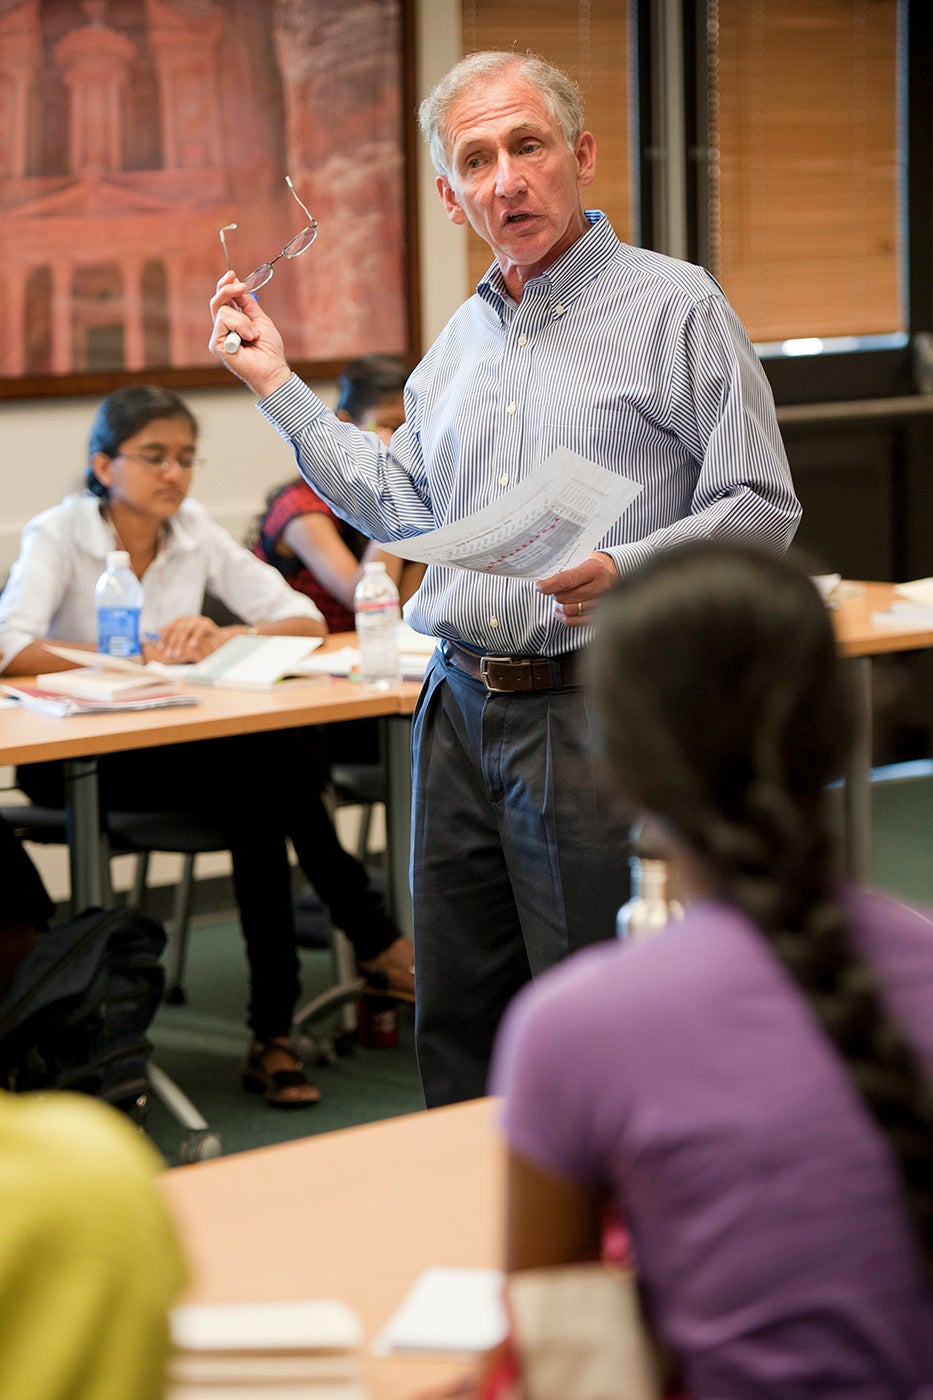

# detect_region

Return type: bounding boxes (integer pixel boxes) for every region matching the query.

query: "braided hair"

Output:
[585,539,933,1287]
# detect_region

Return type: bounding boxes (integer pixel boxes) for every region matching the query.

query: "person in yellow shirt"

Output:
[0,1089,186,1400]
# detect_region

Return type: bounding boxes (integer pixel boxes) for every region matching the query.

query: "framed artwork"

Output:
[0,0,419,399]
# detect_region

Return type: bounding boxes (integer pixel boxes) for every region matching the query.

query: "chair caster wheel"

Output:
[177,1130,223,1163]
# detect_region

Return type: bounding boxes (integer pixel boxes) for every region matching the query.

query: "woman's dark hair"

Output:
[335,355,407,425]
[85,385,198,498]
[586,538,933,1285]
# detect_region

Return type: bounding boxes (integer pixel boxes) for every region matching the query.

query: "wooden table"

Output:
[159,1096,505,1400]
[831,581,933,876]
[0,639,421,927]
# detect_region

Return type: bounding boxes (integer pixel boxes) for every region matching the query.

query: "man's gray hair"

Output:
[418,51,585,181]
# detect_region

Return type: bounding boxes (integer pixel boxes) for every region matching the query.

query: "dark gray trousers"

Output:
[411,646,632,1107]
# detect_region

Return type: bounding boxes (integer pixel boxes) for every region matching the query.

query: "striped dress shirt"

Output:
[260,212,800,659]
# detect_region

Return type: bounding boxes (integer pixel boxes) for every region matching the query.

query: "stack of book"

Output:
[167,1298,369,1398]
[2,644,197,716]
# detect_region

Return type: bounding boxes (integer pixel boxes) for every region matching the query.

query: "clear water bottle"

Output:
[354,561,401,688]
[95,550,143,658]
[616,854,684,942]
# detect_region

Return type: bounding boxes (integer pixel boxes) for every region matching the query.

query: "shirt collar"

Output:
[477,210,617,322]
[74,491,201,558]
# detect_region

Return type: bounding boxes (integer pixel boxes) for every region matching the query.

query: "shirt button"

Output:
[518,334,527,346]
[499,474,509,486]
[490,617,500,628]
[506,401,516,415]
[554,304,565,316]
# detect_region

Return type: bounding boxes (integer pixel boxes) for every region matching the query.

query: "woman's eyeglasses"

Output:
[117,452,202,474]
[220,176,318,293]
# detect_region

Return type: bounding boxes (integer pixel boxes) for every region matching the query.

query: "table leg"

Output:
[843,656,873,879]
[63,756,111,911]
[383,715,413,936]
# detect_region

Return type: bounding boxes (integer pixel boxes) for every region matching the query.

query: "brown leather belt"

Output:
[442,640,580,693]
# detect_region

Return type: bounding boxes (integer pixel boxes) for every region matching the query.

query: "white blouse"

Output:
[0,493,322,669]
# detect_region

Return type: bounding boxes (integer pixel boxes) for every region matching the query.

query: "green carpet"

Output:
[148,927,423,1166]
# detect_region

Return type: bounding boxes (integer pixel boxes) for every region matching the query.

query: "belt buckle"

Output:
[479,654,515,692]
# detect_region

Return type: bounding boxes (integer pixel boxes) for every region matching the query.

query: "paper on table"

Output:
[379,448,642,578]
[371,1266,507,1357]
[896,578,933,609]
[294,627,437,681]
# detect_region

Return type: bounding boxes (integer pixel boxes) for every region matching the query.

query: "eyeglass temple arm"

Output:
[285,175,317,230]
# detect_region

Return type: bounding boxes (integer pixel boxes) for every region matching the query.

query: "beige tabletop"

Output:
[831,580,933,657]
[0,635,422,919]
[0,635,420,767]
[159,1097,505,1400]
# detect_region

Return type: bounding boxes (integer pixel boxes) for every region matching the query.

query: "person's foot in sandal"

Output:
[242,1036,321,1108]
[358,935,415,999]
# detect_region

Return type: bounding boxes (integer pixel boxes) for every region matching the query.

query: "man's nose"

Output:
[495,153,526,198]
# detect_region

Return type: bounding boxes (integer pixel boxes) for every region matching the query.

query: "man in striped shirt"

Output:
[210,51,800,1107]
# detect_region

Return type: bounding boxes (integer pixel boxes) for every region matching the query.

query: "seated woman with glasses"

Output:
[0,385,415,1108]
[472,542,933,1398]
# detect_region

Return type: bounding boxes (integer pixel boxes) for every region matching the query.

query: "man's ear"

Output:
[91,451,113,492]
[576,131,597,190]
[436,174,467,227]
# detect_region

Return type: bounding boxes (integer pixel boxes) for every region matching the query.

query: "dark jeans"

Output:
[17,727,398,1041]
[411,650,632,1108]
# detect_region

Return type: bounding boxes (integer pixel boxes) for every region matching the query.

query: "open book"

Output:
[184,635,326,691]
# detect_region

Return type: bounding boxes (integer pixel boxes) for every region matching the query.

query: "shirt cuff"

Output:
[256,374,331,440]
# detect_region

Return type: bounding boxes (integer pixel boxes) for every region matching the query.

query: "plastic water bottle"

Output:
[95,550,143,658]
[616,854,684,942]
[354,561,401,688]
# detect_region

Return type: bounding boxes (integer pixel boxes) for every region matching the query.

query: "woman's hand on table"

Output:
[143,616,227,664]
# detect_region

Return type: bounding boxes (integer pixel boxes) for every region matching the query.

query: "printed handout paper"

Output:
[379,448,642,578]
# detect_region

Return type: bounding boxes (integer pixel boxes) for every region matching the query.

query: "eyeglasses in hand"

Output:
[218,176,317,355]
[220,175,318,294]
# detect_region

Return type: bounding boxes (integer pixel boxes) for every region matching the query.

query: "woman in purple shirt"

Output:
[489,541,933,1399]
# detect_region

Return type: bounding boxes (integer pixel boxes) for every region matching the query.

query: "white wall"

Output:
[1,0,466,901]
[0,0,467,578]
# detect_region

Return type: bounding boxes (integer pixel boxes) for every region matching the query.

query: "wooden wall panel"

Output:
[460,1,631,289]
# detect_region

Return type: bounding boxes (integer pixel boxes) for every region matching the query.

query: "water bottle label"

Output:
[98,606,141,657]
[355,599,401,617]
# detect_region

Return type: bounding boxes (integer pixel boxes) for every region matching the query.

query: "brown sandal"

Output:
[241,1037,321,1108]
[358,935,416,1001]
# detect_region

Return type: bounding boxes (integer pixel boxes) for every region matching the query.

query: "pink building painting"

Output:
[0,0,411,389]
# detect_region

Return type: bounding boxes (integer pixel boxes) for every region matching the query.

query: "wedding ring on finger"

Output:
[577,601,584,617]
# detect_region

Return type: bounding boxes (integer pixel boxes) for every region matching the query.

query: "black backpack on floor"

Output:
[0,906,167,1125]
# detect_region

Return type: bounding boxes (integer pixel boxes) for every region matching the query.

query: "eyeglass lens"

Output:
[240,226,318,293]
